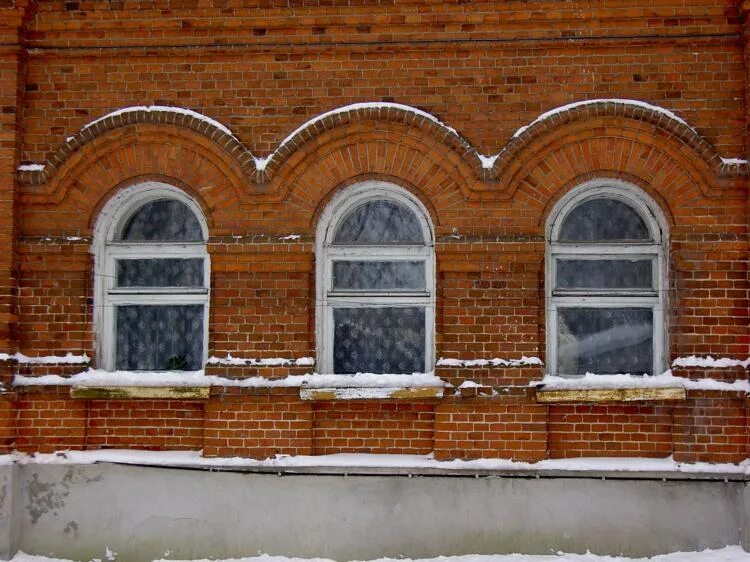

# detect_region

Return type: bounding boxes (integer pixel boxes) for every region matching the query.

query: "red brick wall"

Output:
[312,401,435,455]
[14,388,87,453]
[435,399,547,462]
[0,1,746,463]
[548,404,674,459]
[86,399,204,450]
[673,391,749,464]
[204,389,313,458]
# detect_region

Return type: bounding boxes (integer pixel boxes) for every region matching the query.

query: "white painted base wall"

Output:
[1,463,748,561]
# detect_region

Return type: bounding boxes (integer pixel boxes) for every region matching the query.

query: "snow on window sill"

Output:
[532,370,750,402]
[300,386,444,401]
[436,356,543,368]
[13,370,447,400]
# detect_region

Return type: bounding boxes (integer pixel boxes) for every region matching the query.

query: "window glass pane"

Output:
[116,305,203,370]
[120,199,203,242]
[559,198,651,242]
[333,261,425,291]
[558,308,653,375]
[556,259,652,290]
[333,200,424,245]
[333,307,425,374]
[116,259,204,288]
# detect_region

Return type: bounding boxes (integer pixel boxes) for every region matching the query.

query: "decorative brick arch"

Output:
[18,108,256,188]
[20,125,248,236]
[269,120,482,227]
[490,107,746,225]
[489,100,729,184]
[255,103,481,184]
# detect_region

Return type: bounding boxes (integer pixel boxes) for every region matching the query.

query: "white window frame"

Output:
[315,181,435,374]
[92,181,210,371]
[545,179,668,377]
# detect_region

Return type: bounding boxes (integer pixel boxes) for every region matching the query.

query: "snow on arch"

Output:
[253,101,469,171]
[475,99,699,171]
[80,105,237,138]
[510,98,695,140]
[60,100,722,176]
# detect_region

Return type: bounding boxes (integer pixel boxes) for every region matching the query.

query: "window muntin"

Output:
[547,182,666,376]
[317,182,434,375]
[94,183,209,371]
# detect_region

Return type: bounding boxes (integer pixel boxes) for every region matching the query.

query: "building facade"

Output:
[0,0,748,464]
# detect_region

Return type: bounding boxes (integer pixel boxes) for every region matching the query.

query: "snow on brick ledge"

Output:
[534,370,750,393]
[13,369,445,389]
[0,352,90,365]
[672,355,750,369]
[436,356,543,368]
[207,355,314,367]
[3,449,749,478]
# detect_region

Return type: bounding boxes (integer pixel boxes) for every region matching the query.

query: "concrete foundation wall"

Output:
[6,463,748,561]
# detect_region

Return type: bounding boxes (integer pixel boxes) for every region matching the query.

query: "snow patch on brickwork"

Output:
[207,355,314,367]
[672,356,750,369]
[511,99,693,139]
[536,370,750,393]
[476,153,500,169]
[17,163,45,172]
[720,157,749,166]
[437,356,543,367]
[81,106,236,138]
[0,352,89,365]
[13,369,444,389]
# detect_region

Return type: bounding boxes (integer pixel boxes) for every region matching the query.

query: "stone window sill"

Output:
[534,387,686,403]
[70,385,210,400]
[300,386,444,401]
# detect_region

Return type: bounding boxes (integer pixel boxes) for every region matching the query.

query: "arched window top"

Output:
[558,198,651,242]
[333,200,424,245]
[321,181,433,248]
[119,199,204,242]
[549,181,665,244]
[95,181,209,244]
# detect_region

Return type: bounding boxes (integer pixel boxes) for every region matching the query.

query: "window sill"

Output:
[70,385,210,400]
[300,386,444,401]
[535,387,685,403]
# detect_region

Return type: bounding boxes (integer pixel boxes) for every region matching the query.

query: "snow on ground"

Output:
[9,547,750,561]
[3,449,749,475]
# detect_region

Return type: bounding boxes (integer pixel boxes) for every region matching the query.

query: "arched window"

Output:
[547,180,667,376]
[316,181,435,374]
[94,182,209,371]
